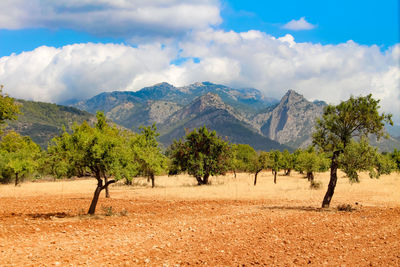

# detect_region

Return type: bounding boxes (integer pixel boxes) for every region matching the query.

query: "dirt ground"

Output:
[0,171,399,266]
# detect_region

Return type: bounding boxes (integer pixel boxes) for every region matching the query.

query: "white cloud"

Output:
[282,17,316,31]
[0,29,399,123]
[0,0,221,39]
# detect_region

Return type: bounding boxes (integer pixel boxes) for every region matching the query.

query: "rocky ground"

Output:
[0,173,399,266]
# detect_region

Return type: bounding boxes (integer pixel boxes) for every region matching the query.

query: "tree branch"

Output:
[101,180,116,190]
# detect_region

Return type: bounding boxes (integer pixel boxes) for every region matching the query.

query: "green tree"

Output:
[296,147,329,182]
[391,149,400,171]
[268,150,283,184]
[167,126,231,185]
[0,131,41,186]
[48,112,135,214]
[130,124,167,188]
[313,94,392,208]
[374,152,396,177]
[230,144,258,178]
[0,85,20,131]
[281,149,295,176]
[252,151,269,186]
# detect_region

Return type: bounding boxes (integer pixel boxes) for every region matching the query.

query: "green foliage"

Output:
[0,131,41,185]
[281,149,295,175]
[391,149,400,171]
[268,150,282,172]
[252,151,270,186]
[167,126,232,185]
[129,124,167,187]
[374,152,396,176]
[313,94,392,152]
[339,138,396,182]
[230,144,258,175]
[47,112,138,214]
[313,94,393,207]
[267,150,283,184]
[0,86,20,132]
[296,147,329,181]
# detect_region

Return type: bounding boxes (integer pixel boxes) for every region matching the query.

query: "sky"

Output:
[0,0,399,123]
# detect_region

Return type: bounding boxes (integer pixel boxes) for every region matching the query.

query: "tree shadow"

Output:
[26,212,70,219]
[258,205,332,212]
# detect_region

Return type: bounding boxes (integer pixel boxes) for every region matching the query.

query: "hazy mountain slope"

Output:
[72,82,279,129]
[7,100,95,148]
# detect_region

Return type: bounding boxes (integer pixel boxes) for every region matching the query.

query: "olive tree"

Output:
[313,94,392,208]
[167,126,231,185]
[268,150,283,184]
[0,131,41,186]
[252,151,269,186]
[130,124,167,188]
[230,144,258,178]
[296,147,329,182]
[48,112,136,214]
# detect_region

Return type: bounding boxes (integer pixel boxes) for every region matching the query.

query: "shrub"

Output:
[337,204,354,212]
[309,180,322,190]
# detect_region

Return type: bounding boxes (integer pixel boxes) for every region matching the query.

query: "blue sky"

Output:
[0,0,399,123]
[1,0,398,57]
[221,0,399,47]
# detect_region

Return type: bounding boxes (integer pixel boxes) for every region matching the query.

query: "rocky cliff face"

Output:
[254,90,325,147]
[158,93,286,151]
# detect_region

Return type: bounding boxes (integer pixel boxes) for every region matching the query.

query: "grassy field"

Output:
[1,170,399,207]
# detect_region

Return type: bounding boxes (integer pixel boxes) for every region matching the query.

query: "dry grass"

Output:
[1,170,399,207]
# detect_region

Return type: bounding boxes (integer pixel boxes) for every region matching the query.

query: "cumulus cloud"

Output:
[0,29,399,123]
[0,0,221,39]
[282,17,316,31]
[0,43,180,102]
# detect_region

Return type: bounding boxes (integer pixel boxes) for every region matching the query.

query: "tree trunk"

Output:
[15,173,19,186]
[286,168,291,176]
[88,178,103,215]
[322,151,340,208]
[104,173,110,198]
[88,174,116,215]
[125,178,132,185]
[203,173,209,185]
[150,173,155,188]
[254,169,261,186]
[307,171,314,182]
[195,176,203,185]
[233,170,237,178]
[273,170,277,184]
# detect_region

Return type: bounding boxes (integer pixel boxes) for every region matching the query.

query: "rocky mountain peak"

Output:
[281,89,306,105]
[191,93,226,113]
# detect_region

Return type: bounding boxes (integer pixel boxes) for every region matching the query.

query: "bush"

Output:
[337,204,354,212]
[309,180,322,190]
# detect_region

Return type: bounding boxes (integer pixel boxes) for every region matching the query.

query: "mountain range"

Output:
[7,82,400,152]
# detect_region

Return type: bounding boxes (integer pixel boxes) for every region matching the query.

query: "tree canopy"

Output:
[167,126,231,185]
[0,131,41,186]
[0,85,20,130]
